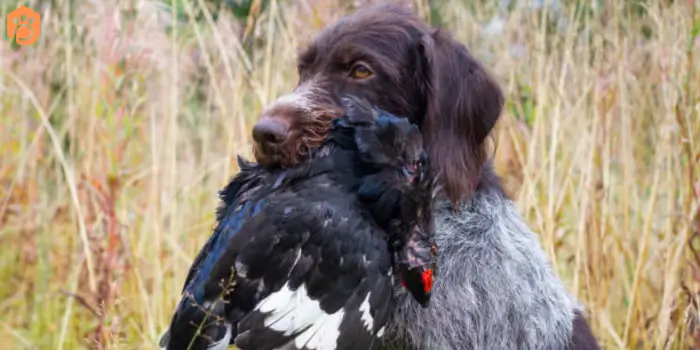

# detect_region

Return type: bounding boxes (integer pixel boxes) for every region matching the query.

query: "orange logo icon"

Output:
[6,5,41,46]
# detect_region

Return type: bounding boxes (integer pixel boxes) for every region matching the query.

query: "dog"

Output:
[160,97,437,350]
[248,4,601,350]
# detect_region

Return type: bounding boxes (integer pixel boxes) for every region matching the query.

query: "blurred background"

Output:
[0,0,699,349]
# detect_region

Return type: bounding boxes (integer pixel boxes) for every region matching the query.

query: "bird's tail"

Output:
[159,296,232,350]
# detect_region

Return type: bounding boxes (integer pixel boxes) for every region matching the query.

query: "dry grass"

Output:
[0,0,699,349]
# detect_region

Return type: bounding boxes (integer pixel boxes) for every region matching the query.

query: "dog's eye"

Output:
[350,64,373,79]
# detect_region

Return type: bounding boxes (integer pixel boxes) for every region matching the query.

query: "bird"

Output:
[159,96,437,350]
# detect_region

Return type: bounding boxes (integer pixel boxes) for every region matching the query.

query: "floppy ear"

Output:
[418,28,504,206]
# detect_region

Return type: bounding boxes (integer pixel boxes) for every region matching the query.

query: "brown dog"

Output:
[250,4,600,350]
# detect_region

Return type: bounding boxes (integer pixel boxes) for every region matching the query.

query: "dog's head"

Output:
[252,4,504,205]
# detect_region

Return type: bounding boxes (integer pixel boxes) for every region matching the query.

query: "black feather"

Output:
[160,95,437,350]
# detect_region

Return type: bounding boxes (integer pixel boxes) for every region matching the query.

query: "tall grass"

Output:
[0,0,698,349]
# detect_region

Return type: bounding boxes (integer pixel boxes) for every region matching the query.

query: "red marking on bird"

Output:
[422,269,433,293]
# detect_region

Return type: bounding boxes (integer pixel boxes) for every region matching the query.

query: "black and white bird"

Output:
[159,96,436,350]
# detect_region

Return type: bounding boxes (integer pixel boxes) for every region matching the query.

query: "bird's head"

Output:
[396,234,438,308]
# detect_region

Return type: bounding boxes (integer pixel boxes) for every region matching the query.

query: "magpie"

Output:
[159,96,436,350]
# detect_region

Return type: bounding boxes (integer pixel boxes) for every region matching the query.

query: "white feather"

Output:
[255,282,346,350]
[358,293,374,332]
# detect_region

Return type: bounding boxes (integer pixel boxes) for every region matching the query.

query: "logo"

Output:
[6,5,41,46]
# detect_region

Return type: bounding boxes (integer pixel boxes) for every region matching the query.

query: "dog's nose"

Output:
[252,118,290,146]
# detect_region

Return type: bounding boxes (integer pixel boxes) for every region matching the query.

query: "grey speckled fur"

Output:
[382,170,581,350]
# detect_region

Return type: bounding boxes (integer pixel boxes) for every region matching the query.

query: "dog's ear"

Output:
[418,28,504,206]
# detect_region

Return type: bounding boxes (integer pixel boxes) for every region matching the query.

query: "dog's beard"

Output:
[253,109,339,169]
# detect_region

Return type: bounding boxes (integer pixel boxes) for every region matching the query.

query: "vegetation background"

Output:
[0,0,699,349]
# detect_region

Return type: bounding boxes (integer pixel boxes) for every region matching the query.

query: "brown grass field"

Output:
[1,0,699,349]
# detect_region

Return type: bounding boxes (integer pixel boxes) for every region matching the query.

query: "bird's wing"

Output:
[180,158,266,295]
[159,164,269,349]
[162,191,323,350]
[231,197,396,350]
[162,188,395,350]
[159,192,273,350]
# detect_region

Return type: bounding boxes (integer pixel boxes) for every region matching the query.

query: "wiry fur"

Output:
[384,163,581,350]
[252,75,342,169]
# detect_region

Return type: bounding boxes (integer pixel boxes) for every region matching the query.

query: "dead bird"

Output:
[159,96,437,350]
